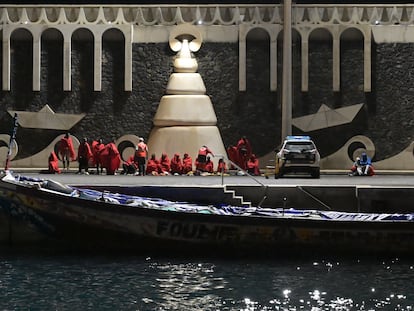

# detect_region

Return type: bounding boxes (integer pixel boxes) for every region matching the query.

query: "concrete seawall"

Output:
[78,182,414,214]
[6,171,414,214]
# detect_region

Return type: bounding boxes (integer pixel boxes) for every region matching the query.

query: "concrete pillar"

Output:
[270,35,277,91]
[2,36,10,91]
[33,33,41,91]
[281,0,292,139]
[63,36,71,91]
[239,37,246,91]
[124,27,133,91]
[301,37,309,92]
[333,36,340,92]
[364,30,372,92]
[94,38,102,91]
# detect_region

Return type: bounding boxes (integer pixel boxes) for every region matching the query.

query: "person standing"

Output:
[91,138,105,174]
[58,132,76,171]
[101,139,121,175]
[77,137,93,175]
[134,137,148,176]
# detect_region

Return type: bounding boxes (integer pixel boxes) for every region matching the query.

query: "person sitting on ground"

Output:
[247,153,261,176]
[349,157,362,176]
[360,152,375,176]
[236,136,252,170]
[196,145,214,169]
[146,154,162,175]
[170,153,183,175]
[159,153,171,175]
[350,153,374,176]
[48,151,61,174]
[182,153,193,175]
[204,156,214,174]
[216,158,228,174]
[121,155,138,175]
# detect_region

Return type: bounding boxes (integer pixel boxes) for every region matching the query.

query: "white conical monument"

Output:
[147,24,227,168]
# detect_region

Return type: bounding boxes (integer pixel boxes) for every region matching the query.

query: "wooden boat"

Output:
[0,172,413,256]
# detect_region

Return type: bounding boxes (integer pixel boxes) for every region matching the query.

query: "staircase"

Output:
[223,185,252,208]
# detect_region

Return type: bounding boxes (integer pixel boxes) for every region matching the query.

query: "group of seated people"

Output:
[121,152,229,176]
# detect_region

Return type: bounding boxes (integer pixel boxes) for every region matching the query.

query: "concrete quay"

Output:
[10,170,414,214]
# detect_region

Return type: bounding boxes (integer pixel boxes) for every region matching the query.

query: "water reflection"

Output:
[0,255,412,310]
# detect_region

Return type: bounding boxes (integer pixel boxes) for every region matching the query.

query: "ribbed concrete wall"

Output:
[1,4,414,171]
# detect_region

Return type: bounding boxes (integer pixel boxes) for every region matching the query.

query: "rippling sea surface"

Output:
[0,252,413,310]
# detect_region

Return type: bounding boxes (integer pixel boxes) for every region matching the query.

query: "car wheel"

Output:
[311,168,320,179]
[275,169,284,179]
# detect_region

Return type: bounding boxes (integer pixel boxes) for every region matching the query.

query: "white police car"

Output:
[275,136,320,178]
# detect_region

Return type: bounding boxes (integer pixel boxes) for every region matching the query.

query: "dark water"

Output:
[0,253,413,310]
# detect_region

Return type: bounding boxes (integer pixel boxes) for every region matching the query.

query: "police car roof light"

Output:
[285,135,311,141]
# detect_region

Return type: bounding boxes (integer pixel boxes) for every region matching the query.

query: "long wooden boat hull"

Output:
[0,174,413,256]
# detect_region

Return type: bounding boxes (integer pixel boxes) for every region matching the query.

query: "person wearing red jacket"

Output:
[216,158,227,174]
[121,155,138,175]
[100,140,121,175]
[91,138,105,175]
[182,153,193,175]
[197,145,214,163]
[58,132,76,170]
[204,156,214,174]
[226,145,239,169]
[146,154,162,175]
[159,153,171,175]
[236,136,252,170]
[48,151,61,174]
[134,137,148,176]
[170,153,183,175]
[77,137,93,175]
[247,154,261,176]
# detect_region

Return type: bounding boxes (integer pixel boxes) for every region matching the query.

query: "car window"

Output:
[285,142,314,151]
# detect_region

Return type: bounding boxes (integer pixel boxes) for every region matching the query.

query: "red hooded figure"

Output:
[226,145,239,169]
[146,154,161,175]
[101,140,121,175]
[182,153,193,174]
[216,158,227,174]
[204,156,214,173]
[91,139,105,174]
[159,153,171,175]
[247,154,261,176]
[170,153,183,175]
[48,151,61,174]
[236,136,252,170]
[58,132,76,170]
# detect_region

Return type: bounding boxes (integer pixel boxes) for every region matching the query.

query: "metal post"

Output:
[281,0,292,140]
[4,113,18,172]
